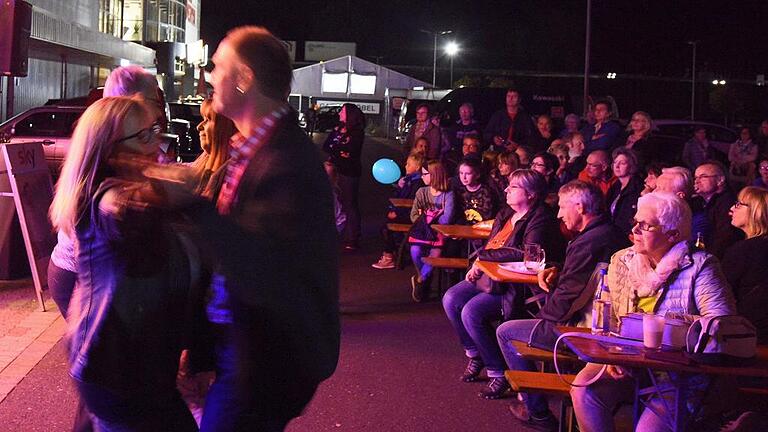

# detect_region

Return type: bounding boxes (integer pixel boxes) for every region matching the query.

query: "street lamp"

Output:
[444,41,459,88]
[688,41,698,120]
[420,29,452,87]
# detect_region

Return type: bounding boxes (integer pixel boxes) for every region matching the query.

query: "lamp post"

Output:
[582,0,592,117]
[687,41,698,120]
[444,41,459,88]
[420,29,452,87]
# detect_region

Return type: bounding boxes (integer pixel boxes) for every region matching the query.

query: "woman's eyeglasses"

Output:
[631,219,660,233]
[114,123,162,145]
[733,201,749,209]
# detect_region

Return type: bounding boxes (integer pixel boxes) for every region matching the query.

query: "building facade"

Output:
[0,0,202,121]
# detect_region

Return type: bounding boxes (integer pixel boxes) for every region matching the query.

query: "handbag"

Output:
[685,315,757,365]
[408,195,446,247]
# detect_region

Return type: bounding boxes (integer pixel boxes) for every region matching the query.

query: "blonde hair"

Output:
[189,99,235,190]
[50,97,151,235]
[426,159,450,192]
[627,111,652,136]
[738,186,768,238]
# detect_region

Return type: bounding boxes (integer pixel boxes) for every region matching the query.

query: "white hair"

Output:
[558,180,604,215]
[638,192,692,240]
[104,65,158,98]
[657,166,692,197]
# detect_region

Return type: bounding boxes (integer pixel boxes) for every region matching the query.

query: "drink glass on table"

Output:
[523,243,546,271]
[642,314,666,349]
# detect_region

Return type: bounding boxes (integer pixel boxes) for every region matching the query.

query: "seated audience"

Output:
[455,158,497,225]
[496,181,629,430]
[691,161,743,258]
[622,111,657,168]
[548,142,573,185]
[530,115,555,152]
[448,103,483,153]
[682,126,713,172]
[558,113,581,139]
[530,152,561,195]
[404,103,441,156]
[640,162,665,195]
[563,132,587,179]
[516,145,533,169]
[606,148,643,235]
[489,151,520,203]
[728,126,757,189]
[580,100,622,153]
[578,150,617,197]
[372,153,425,269]
[443,170,564,400]
[722,186,768,343]
[752,156,768,189]
[410,160,455,302]
[655,166,693,199]
[411,136,429,158]
[484,87,535,152]
[461,133,482,159]
[571,192,736,432]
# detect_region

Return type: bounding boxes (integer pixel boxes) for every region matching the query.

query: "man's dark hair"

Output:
[593,99,612,112]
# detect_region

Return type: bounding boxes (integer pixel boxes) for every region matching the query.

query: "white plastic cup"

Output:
[642,314,665,349]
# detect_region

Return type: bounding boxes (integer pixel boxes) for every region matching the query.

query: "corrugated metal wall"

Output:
[10,58,95,115]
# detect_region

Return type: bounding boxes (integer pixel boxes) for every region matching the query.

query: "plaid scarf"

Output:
[216,105,290,215]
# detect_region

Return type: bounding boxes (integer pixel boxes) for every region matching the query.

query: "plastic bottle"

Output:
[591,268,611,335]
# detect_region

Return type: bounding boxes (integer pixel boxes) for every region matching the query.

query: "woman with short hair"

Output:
[571,192,736,432]
[442,169,564,400]
[722,186,768,342]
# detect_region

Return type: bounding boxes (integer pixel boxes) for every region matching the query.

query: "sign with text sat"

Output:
[0,142,56,310]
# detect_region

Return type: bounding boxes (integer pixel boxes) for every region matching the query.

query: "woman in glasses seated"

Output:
[442,169,564,400]
[570,192,736,432]
[49,96,198,431]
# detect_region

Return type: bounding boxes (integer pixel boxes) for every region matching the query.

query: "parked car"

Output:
[313,105,342,132]
[0,105,85,174]
[648,120,736,165]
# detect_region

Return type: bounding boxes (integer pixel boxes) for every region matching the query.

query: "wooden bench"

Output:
[510,340,580,369]
[505,370,577,432]
[421,257,470,295]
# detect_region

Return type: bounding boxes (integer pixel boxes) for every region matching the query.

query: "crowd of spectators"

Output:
[362,87,768,431]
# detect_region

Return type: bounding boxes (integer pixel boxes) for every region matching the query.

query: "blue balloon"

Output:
[372,158,401,184]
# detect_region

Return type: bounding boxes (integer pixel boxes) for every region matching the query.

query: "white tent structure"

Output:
[290,56,431,135]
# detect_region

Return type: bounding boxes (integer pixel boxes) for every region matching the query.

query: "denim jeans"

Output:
[410,244,441,280]
[47,262,77,320]
[496,319,551,416]
[338,174,361,245]
[442,280,506,377]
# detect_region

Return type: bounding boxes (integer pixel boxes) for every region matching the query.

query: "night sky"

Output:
[201,1,768,80]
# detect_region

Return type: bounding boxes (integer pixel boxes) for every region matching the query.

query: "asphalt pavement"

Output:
[0,133,615,431]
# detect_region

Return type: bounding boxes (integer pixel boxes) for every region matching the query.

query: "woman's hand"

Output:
[465,263,483,282]
[605,365,628,380]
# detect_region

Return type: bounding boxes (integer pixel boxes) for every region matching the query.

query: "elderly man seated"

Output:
[496,180,629,431]
[570,192,737,432]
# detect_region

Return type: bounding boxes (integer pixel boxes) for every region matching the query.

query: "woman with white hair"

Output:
[570,192,736,432]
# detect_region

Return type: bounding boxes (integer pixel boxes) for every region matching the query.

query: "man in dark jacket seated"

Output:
[495,180,630,431]
[442,170,566,401]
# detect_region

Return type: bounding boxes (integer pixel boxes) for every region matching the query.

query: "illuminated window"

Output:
[99,0,124,38]
[322,72,348,93]
[350,74,376,95]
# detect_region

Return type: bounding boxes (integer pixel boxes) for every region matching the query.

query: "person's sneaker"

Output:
[371,254,395,269]
[479,377,511,399]
[460,357,485,382]
[411,275,423,302]
[508,399,558,432]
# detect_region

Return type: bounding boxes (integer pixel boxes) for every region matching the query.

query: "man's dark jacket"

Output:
[606,175,644,236]
[483,107,535,150]
[187,114,340,405]
[476,203,566,320]
[691,189,743,259]
[536,214,629,324]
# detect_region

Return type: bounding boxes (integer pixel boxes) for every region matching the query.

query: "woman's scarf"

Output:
[627,241,689,297]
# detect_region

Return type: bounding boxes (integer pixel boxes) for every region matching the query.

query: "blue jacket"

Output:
[580,120,623,153]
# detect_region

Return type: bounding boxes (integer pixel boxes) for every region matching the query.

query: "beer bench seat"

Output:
[421,257,470,295]
[386,223,412,270]
[505,370,577,432]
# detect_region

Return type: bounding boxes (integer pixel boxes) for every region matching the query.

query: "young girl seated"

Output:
[372,153,426,269]
[456,157,497,225]
[409,160,454,302]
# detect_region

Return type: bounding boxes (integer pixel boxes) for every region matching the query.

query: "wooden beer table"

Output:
[557,331,768,432]
[474,260,539,284]
[388,198,414,208]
